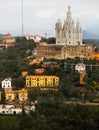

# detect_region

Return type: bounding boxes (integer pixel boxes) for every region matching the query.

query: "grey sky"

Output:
[0,0,99,36]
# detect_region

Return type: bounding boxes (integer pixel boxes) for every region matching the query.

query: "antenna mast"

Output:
[21,0,23,36]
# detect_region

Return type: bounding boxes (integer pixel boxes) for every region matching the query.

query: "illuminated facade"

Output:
[5,89,15,101]
[26,76,59,88]
[18,89,28,101]
[80,71,86,85]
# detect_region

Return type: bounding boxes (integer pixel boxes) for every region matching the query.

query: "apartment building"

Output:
[26,76,59,88]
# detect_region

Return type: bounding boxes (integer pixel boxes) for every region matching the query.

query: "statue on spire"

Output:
[68,6,70,11]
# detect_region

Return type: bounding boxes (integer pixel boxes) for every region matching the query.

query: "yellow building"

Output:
[90,53,99,60]
[26,76,59,88]
[80,71,86,85]
[40,87,58,91]
[5,89,15,101]
[2,33,15,48]
[18,89,28,101]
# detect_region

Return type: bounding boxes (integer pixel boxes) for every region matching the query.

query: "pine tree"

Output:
[1,88,6,104]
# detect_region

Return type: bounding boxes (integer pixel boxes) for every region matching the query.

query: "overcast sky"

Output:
[0,0,99,36]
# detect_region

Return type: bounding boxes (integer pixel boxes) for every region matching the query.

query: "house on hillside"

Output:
[5,89,15,101]
[18,89,28,101]
[2,33,15,48]
[2,78,12,89]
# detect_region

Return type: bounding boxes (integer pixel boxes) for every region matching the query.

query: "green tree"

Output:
[1,88,6,104]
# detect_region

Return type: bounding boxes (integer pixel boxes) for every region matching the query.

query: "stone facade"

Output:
[37,42,93,59]
[1,33,15,48]
[55,6,82,46]
[61,43,93,59]
[37,42,63,59]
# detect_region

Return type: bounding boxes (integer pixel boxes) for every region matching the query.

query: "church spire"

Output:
[66,6,72,24]
[68,6,70,11]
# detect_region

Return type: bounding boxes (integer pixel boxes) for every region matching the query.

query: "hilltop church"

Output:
[37,6,93,59]
[55,6,82,46]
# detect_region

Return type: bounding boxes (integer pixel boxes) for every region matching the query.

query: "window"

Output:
[2,111,5,114]
[3,85,5,88]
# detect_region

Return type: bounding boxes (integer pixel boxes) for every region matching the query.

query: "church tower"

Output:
[76,19,82,45]
[55,19,62,45]
[55,6,82,45]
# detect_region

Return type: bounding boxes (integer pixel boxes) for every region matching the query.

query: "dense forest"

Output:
[0,103,99,130]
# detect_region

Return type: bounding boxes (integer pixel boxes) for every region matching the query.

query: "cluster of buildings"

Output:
[0,78,36,115]
[36,6,94,60]
[0,105,22,115]
[0,73,60,102]
[0,78,28,102]
[0,104,35,115]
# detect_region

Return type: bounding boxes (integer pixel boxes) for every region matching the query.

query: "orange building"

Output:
[22,71,28,77]
[29,60,40,65]
[90,53,99,60]
[35,68,44,74]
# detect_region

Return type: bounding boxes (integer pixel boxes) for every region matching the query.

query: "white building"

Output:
[55,6,82,46]
[31,105,36,112]
[2,78,11,89]
[25,34,41,42]
[0,105,22,114]
[75,63,86,72]
[0,105,34,115]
